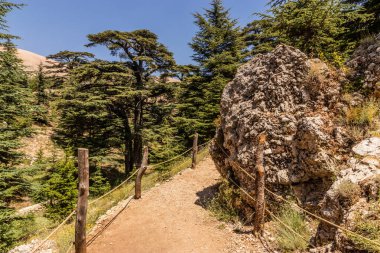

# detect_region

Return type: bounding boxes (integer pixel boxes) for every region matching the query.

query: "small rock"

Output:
[352,137,380,156]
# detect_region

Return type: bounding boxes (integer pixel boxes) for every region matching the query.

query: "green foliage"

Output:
[0,206,34,252]
[39,157,78,219]
[345,0,380,34]
[46,50,95,89]
[55,60,132,158]
[349,202,380,252]
[0,43,31,165]
[274,206,311,252]
[28,64,51,125]
[143,119,184,163]
[0,3,37,251]
[90,166,111,197]
[57,29,177,174]
[178,0,245,141]
[207,180,241,222]
[0,167,30,204]
[245,0,373,65]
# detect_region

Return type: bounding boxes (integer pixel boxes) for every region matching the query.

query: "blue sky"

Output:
[8,0,267,65]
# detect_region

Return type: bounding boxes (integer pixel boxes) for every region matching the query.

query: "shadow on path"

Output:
[194,182,221,208]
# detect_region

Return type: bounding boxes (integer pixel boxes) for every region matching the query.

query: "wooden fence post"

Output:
[135,146,149,199]
[75,148,89,253]
[191,132,198,169]
[254,133,266,236]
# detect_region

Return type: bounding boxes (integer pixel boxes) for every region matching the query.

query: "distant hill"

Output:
[15,48,53,72]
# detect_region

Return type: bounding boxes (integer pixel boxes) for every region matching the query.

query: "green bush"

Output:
[274,206,311,252]
[90,166,111,197]
[39,157,78,219]
[0,205,35,252]
[207,180,241,222]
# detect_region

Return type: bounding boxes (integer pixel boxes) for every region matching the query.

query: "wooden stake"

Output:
[254,133,266,236]
[135,146,149,199]
[191,132,198,169]
[75,148,89,253]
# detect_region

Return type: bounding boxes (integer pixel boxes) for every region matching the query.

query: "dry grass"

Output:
[336,180,361,207]
[345,99,380,127]
[274,206,311,252]
[349,202,380,252]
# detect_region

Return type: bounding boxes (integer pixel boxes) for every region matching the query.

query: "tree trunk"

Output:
[123,118,134,175]
[133,96,143,168]
[75,148,89,253]
[254,133,266,236]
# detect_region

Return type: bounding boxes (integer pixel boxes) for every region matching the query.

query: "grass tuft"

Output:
[349,204,380,253]
[274,206,311,252]
[207,180,241,223]
[345,99,379,127]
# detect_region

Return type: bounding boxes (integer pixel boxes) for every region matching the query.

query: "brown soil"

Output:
[87,157,268,253]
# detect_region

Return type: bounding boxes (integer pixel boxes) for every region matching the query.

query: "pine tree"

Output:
[85,29,176,172]
[90,165,111,197]
[245,0,373,65]
[0,42,30,164]
[0,0,31,165]
[29,63,49,124]
[190,0,245,78]
[0,2,35,251]
[34,63,47,105]
[56,60,134,172]
[46,50,94,88]
[39,156,78,219]
[178,0,245,142]
[345,0,380,34]
[57,57,179,174]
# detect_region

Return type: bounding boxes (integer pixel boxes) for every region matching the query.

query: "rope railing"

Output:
[31,139,211,253]
[226,175,314,248]
[214,140,380,249]
[31,210,76,253]
[88,169,139,206]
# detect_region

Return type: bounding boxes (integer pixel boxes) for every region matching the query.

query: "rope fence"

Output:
[215,140,380,249]
[226,175,315,248]
[31,138,211,253]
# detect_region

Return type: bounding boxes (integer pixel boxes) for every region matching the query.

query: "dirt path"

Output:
[88,157,268,253]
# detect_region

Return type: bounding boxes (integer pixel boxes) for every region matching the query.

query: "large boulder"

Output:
[347,34,380,95]
[211,44,346,211]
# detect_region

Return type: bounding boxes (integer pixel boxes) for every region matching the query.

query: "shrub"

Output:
[0,205,35,252]
[349,209,380,252]
[274,206,311,252]
[345,99,379,128]
[39,157,78,219]
[207,180,241,222]
[90,166,111,197]
[336,180,361,207]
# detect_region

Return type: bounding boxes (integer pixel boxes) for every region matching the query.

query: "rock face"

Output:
[211,44,345,211]
[347,34,380,95]
[317,138,380,249]
[210,45,380,251]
